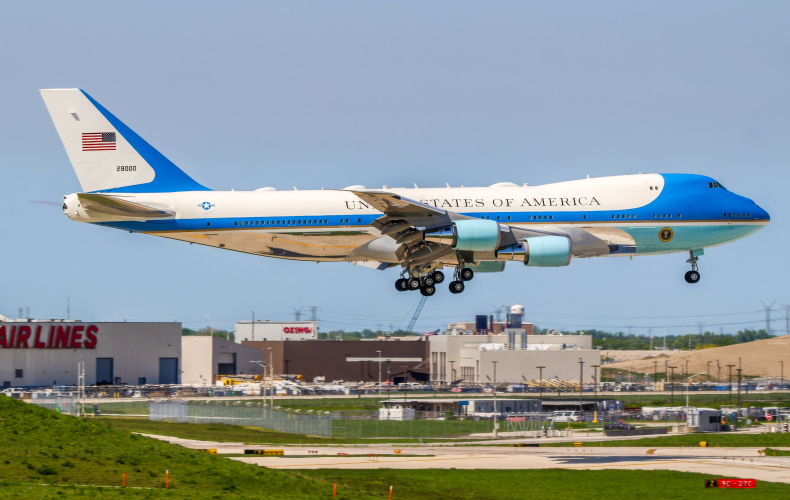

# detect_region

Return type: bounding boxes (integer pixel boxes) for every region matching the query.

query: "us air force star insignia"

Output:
[200,201,214,210]
[659,227,673,242]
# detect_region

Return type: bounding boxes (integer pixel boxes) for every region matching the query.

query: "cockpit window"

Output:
[708,181,725,189]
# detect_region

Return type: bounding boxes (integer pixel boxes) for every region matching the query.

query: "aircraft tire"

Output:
[684,271,700,284]
[395,278,409,291]
[460,268,474,281]
[420,285,436,297]
[407,277,421,290]
[432,271,445,283]
[422,275,435,287]
[449,280,465,294]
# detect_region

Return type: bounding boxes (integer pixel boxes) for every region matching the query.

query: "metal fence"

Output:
[331,410,554,439]
[149,400,333,438]
[30,396,149,416]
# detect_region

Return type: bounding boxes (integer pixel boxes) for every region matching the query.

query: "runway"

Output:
[141,433,790,483]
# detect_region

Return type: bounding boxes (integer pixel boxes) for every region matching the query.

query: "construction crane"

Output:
[406,296,428,333]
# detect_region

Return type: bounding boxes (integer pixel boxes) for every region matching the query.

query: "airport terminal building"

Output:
[0,321,182,387]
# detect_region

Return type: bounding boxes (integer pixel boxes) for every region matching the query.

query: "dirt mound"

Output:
[605,335,790,378]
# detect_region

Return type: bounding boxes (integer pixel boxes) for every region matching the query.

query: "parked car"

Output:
[551,411,582,423]
[605,422,636,430]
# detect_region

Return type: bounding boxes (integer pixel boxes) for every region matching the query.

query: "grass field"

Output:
[4,396,790,499]
[544,432,790,447]
[297,469,790,499]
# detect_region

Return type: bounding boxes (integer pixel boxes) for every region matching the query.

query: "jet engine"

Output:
[424,220,502,251]
[496,235,572,267]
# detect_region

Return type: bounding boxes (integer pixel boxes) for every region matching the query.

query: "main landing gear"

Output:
[685,250,701,284]
[394,265,473,295]
[449,267,474,295]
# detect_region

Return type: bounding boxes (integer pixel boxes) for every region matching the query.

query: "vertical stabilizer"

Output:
[40,89,209,193]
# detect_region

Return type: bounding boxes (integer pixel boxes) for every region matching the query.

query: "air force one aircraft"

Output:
[41,89,770,296]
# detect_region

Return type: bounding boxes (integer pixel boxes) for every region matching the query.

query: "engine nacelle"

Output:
[496,236,572,267]
[424,220,502,251]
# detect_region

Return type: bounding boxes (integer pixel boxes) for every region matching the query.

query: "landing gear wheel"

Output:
[422,275,435,287]
[449,280,465,294]
[420,285,436,296]
[407,277,421,290]
[432,271,445,283]
[460,268,474,281]
[684,271,700,284]
[395,278,409,291]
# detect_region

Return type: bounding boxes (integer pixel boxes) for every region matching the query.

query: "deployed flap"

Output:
[77,193,175,218]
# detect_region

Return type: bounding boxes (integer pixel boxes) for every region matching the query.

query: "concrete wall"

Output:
[0,322,181,387]
[181,336,266,385]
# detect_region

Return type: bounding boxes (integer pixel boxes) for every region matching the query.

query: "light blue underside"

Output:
[625,224,760,254]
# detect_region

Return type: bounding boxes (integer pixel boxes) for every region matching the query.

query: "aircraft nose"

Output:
[754,203,770,222]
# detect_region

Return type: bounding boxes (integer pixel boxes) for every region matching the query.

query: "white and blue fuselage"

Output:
[43,89,769,291]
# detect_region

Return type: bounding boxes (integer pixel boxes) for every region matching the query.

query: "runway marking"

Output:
[259,455,500,468]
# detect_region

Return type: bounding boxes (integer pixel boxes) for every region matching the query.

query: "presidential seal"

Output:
[659,227,674,242]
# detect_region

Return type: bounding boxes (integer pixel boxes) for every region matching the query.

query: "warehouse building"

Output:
[181,336,267,385]
[428,333,598,386]
[0,320,181,387]
[235,321,318,341]
[241,338,430,383]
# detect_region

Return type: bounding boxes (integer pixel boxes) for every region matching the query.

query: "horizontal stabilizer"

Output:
[77,193,174,218]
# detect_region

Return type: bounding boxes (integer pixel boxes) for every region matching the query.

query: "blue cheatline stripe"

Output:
[80,90,210,194]
[93,213,765,238]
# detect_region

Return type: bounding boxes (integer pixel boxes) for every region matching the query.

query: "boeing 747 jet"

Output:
[41,89,770,296]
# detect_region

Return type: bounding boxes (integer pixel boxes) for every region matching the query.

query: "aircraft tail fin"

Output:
[40,89,209,193]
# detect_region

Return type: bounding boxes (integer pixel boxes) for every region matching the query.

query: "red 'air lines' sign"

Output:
[0,324,98,349]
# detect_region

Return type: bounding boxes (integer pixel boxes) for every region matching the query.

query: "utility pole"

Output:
[537,366,545,401]
[761,300,775,334]
[649,328,653,350]
[665,360,669,384]
[737,357,743,410]
[668,366,676,407]
[726,364,735,406]
[781,361,784,388]
[578,358,585,393]
[251,311,255,341]
[707,360,711,382]
[784,305,790,336]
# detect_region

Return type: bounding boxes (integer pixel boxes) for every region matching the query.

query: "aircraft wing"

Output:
[346,189,457,229]
[77,193,175,218]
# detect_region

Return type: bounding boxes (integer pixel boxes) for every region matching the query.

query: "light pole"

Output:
[716,359,721,384]
[268,348,274,408]
[668,366,676,407]
[726,364,735,406]
[781,361,784,389]
[250,360,266,400]
[578,358,585,393]
[376,351,381,396]
[591,364,600,423]
[537,366,545,401]
[707,361,711,382]
[492,360,499,436]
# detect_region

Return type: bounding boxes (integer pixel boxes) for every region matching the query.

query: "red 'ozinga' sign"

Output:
[0,324,99,349]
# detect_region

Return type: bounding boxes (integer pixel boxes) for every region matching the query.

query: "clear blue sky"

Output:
[1,2,787,336]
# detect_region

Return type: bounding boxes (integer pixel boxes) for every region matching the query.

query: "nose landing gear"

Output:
[685,250,701,284]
